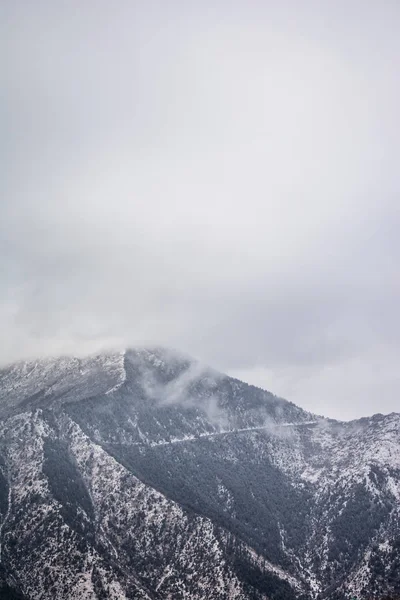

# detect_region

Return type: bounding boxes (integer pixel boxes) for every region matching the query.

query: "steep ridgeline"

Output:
[0,348,399,600]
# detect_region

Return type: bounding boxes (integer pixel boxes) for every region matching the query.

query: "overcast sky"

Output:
[2,1,400,420]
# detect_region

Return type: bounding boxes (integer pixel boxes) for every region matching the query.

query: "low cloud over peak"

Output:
[2,1,400,420]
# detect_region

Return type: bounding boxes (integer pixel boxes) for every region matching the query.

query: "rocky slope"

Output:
[0,348,399,599]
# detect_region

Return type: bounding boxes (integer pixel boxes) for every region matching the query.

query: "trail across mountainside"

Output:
[150,421,319,446]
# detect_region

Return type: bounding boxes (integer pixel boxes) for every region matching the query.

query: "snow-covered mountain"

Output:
[0,348,399,599]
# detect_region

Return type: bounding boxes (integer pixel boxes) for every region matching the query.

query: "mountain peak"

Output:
[0,348,399,598]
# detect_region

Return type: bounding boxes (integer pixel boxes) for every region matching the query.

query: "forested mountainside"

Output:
[0,348,399,600]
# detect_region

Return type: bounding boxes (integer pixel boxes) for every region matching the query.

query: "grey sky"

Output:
[2,1,399,420]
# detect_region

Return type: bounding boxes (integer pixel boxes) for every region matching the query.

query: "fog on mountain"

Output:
[2,1,400,599]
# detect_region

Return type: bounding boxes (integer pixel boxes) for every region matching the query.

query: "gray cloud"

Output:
[2,1,400,420]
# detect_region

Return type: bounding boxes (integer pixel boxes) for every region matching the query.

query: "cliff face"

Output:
[0,348,399,599]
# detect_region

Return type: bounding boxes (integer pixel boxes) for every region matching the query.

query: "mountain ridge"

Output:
[0,347,399,599]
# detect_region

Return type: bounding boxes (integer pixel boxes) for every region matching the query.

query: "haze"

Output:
[2,1,399,420]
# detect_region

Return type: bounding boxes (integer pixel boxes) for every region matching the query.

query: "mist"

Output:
[2,1,400,420]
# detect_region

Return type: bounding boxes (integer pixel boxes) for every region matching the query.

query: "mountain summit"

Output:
[0,348,399,599]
